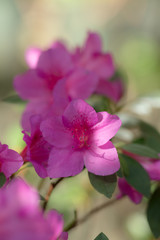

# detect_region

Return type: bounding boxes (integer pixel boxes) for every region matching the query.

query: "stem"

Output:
[42,177,64,210]
[65,196,124,232]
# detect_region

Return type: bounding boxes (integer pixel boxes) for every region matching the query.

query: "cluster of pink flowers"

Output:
[0,178,67,240]
[0,32,125,240]
[13,32,123,179]
[14,32,124,131]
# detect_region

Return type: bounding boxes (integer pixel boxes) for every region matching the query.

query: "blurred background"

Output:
[0,0,160,239]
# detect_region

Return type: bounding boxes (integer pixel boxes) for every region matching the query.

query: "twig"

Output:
[42,177,64,210]
[65,196,125,232]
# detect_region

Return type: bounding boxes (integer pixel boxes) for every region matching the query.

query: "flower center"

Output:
[72,127,90,149]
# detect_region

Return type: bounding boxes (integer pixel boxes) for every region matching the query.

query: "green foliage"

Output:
[147,187,160,238]
[119,154,150,198]
[88,172,117,199]
[0,172,6,188]
[121,143,159,159]
[2,94,26,104]
[94,232,109,240]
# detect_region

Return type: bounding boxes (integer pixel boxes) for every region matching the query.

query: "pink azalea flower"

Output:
[0,178,66,240]
[22,115,52,178]
[14,44,73,103]
[40,99,121,178]
[117,178,143,204]
[14,43,74,131]
[0,142,23,178]
[73,32,124,102]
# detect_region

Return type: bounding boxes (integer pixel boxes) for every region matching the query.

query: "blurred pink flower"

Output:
[0,142,23,178]
[73,32,124,102]
[22,115,52,178]
[0,178,66,240]
[41,99,121,178]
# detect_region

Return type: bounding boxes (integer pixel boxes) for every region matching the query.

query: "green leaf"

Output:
[119,154,150,198]
[117,168,123,178]
[139,121,160,141]
[2,94,26,104]
[147,187,160,238]
[121,143,159,159]
[94,232,109,240]
[88,172,117,199]
[0,172,6,188]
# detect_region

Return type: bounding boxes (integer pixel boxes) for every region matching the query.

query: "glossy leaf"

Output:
[119,154,150,198]
[88,172,117,199]
[94,232,109,240]
[147,187,160,238]
[121,143,159,159]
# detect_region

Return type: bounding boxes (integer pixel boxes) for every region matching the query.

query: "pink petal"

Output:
[0,146,23,178]
[84,141,120,175]
[25,47,41,68]
[141,161,160,181]
[37,47,73,77]
[14,70,50,100]
[21,101,53,132]
[40,117,73,148]
[66,69,98,99]
[84,32,102,55]
[58,232,68,240]
[47,149,84,178]
[118,178,143,204]
[52,78,70,116]
[91,112,121,146]
[62,99,98,128]
[47,210,64,239]
[96,78,124,102]
[86,53,115,79]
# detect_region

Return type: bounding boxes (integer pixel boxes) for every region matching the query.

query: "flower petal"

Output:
[66,69,98,99]
[14,70,49,100]
[91,112,121,146]
[62,99,98,128]
[84,141,120,175]
[47,149,84,178]
[40,117,73,148]
[96,78,124,102]
[37,47,73,77]
[118,178,143,204]
[25,47,41,68]
[86,53,115,79]
[84,32,102,55]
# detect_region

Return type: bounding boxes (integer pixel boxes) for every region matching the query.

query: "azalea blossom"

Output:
[22,115,52,178]
[14,40,99,131]
[0,142,23,178]
[73,32,124,102]
[0,178,67,240]
[40,99,121,178]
